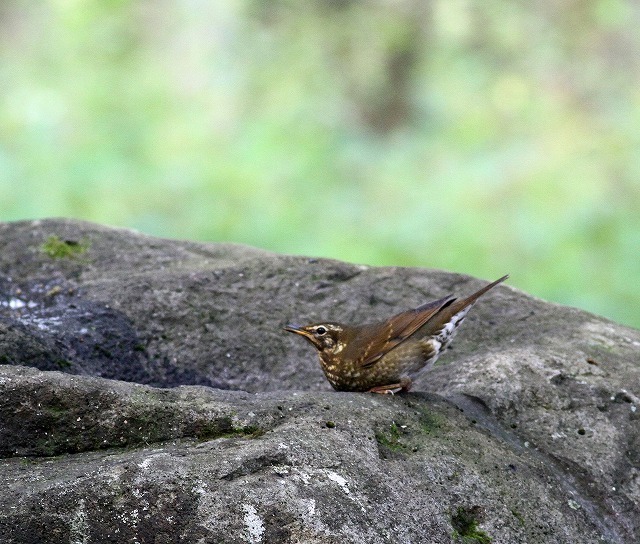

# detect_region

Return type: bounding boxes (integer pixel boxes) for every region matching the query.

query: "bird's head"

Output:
[284,322,346,354]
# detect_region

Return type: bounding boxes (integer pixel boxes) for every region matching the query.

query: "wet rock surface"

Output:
[0,218,638,543]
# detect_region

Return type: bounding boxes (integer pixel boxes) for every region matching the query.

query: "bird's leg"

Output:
[368,378,412,395]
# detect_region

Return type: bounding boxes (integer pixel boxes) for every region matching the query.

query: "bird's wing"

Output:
[353,295,456,368]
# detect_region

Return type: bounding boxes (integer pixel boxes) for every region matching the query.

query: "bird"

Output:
[284,275,508,394]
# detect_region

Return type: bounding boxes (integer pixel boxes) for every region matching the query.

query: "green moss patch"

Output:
[192,418,264,441]
[375,422,409,453]
[451,506,492,543]
[41,235,90,259]
[417,408,444,435]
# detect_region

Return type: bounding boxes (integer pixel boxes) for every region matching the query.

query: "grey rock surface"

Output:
[0,218,638,543]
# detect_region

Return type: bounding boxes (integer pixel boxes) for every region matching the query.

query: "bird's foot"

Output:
[367,379,412,395]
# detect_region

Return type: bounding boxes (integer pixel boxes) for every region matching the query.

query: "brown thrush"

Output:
[285,275,508,394]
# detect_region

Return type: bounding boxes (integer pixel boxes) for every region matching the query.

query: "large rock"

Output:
[0,218,638,543]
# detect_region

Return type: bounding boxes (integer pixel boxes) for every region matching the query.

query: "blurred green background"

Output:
[1,1,639,328]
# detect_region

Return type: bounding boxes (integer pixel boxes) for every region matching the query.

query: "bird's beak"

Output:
[284,324,318,343]
[284,324,308,336]
[284,324,321,349]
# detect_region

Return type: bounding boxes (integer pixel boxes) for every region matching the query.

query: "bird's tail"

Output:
[439,274,509,320]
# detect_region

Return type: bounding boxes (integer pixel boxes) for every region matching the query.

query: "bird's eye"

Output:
[315,326,327,336]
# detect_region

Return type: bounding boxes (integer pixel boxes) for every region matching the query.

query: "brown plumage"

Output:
[285,275,508,394]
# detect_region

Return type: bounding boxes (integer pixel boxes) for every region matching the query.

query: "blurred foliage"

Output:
[0,0,639,328]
